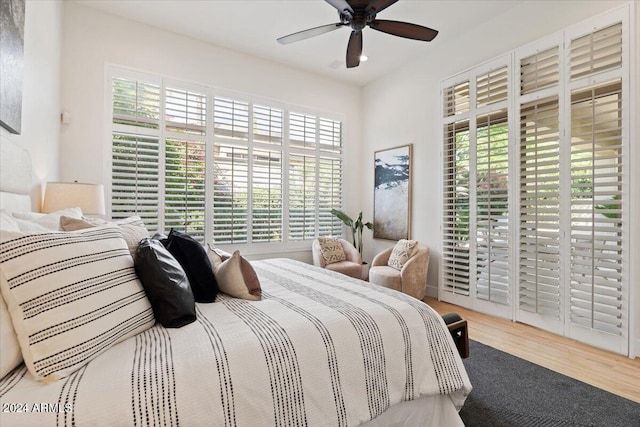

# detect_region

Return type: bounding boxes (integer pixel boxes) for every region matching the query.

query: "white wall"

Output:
[59,2,362,261]
[1,0,62,210]
[362,1,638,354]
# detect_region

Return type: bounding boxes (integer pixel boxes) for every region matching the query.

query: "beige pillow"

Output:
[12,207,82,231]
[60,216,149,256]
[207,246,261,301]
[387,239,419,270]
[317,237,346,265]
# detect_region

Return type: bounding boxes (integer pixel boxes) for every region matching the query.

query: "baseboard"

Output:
[425,285,438,299]
[632,338,640,359]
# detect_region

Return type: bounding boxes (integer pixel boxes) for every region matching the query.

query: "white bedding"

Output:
[0,258,470,426]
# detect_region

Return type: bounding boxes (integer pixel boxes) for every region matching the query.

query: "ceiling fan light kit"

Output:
[277,0,438,69]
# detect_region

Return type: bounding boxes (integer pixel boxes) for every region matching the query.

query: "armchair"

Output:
[369,243,430,300]
[312,238,363,279]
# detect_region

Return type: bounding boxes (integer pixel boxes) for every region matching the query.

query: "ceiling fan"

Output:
[276,0,439,69]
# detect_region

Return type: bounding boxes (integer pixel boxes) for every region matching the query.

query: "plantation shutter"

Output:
[252,149,282,242]
[289,112,316,150]
[442,80,471,297]
[570,23,622,80]
[475,110,509,304]
[475,66,509,305]
[109,67,346,250]
[516,41,563,325]
[212,145,249,244]
[318,118,343,236]
[289,154,316,240]
[568,18,625,347]
[318,157,342,236]
[569,80,623,336]
[110,75,161,230]
[441,9,629,354]
[164,87,207,241]
[520,47,560,95]
[253,104,283,145]
[518,96,561,317]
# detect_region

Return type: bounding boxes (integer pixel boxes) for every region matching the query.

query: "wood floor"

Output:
[424,297,640,404]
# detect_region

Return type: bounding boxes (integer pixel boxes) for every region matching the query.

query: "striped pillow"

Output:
[0,226,155,381]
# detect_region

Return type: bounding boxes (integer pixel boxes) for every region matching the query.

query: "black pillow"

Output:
[134,238,197,328]
[163,229,219,303]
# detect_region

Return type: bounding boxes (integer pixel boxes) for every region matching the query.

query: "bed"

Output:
[0,137,471,426]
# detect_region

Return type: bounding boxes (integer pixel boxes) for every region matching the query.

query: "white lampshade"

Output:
[43,182,106,216]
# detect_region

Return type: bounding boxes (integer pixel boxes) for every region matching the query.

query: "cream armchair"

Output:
[369,244,430,300]
[312,238,363,279]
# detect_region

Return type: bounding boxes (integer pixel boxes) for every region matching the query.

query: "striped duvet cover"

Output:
[0,258,471,426]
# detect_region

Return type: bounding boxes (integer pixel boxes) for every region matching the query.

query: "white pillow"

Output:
[0,274,22,378]
[12,207,83,231]
[0,211,20,232]
[0,226,155,381]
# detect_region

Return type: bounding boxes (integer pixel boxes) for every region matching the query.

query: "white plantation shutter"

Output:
[253,104,283,145]
[443,81,470,117]
[442,118,471,296]
[442,78,473,298]
[319,118,342,152]
[442,64,511,308]
[318,157,342,236]
[566,14,626,352]
[164,87,207,240]
[476,68,508,108]
[252,149,282,242]
[111,75,161,230]
[441,9,630,354]
[288,114,343,238]
[475,109,509,304]
[109,68,345,249]
[518,96,561,317]
[570,23,622,81]
[289,112,316,150]
[569,79,623,337]
[212,144,249,244]
[520,47,560,95]
[214,96,249,141]
[289,154,316,240]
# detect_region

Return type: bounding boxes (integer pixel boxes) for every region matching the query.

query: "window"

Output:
[441,7,630,354]
[442,62,511,310]
[108,69,343,248]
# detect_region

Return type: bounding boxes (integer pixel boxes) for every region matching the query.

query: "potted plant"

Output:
[330,209,373,260]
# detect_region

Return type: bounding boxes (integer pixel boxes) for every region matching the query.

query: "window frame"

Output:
[104,66,345,256]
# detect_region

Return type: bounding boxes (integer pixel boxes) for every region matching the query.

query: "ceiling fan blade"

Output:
[325,0,354,15]
[346,30,363,68]
[365,0,399,15]
[277,23,344,45]
[369,19,438,41]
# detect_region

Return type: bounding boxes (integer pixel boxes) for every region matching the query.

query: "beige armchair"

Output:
[312,238,363,279]
[369,244,430,300]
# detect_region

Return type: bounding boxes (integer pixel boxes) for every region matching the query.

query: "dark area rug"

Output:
[459,340,640,427]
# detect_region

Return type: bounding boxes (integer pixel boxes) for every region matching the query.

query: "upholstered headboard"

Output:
[0,135,32,212]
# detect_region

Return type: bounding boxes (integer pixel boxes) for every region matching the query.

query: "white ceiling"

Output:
[74,0,522,86]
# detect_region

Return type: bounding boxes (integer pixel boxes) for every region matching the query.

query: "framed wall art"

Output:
[0,0,26,134]
[373,144,412,241]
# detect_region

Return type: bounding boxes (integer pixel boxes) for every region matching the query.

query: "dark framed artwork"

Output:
[0,0,25,134]
[374,144,412,240]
